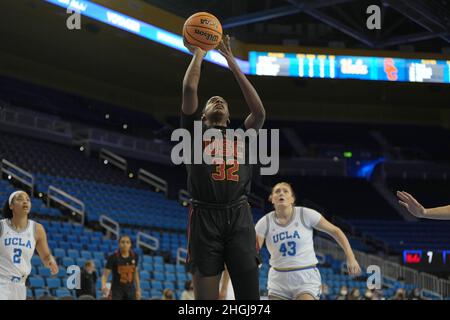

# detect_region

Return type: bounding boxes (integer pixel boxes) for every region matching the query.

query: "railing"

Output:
[176,247,188,266]
[138,169,168,197]
[136,232,159,252]
[178,189,191,205]
[99,149,127,173]
[0,107,72,136]
[99,215,120,240]
[47,186,85,225]
[420,272,440,294]
[439,279,450,299]
[1,159,35,194]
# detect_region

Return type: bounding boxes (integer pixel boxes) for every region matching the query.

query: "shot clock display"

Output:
[403,250,450,272]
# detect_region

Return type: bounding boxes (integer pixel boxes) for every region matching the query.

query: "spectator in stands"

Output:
[76,260,97,298]
[363,288,374,300]
[181,280,194,300]
[392,288,406,300]
[336,285,348,300]
[321,283,330,300]
[162,288,175,300]
[408,288,423,300]
[397,191,450,220]
[348,288,362,300]
[101,235,141,300]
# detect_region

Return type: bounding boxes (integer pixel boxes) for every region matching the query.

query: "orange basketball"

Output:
[183,12,222,52]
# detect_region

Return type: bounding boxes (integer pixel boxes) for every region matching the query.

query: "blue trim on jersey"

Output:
[273,265,317,272]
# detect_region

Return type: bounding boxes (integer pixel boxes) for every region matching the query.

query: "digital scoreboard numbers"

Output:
[403,250,450,272]
[249,51,450,84]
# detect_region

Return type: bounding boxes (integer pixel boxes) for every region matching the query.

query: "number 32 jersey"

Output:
[255,207,322,269]
[0,219,37,279]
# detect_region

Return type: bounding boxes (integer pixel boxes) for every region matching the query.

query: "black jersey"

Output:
[105,251,138,291]
[181,110,253,204]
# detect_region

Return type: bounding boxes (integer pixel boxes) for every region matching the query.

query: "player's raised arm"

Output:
[397,191,450,220]
[313,217,361,276]
[35,223,59,276]
[217,35,266,130]
[182,40,206,115]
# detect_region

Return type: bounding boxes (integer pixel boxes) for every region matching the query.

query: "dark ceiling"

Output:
[144,0,450,54]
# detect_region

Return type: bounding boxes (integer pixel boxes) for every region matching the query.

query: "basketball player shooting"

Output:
[181,35,266,300]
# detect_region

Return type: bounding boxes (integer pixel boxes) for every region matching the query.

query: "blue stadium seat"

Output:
[154,264,164,273]
[81,251,92,259]
[150,289,161,298]
[38,267,51,277]
[31,255,42,267]
[143,256,153,264]
[142,263,153,272]
[177,273,187,282]
[67,249,80,259]
[163,281,175,290]
[29,277,45,289]
[53,248,65,259]
[34,289,49,298]
[26,289,33,298]
[153,272,165,281]
[165,264,175,273]
[71,243,84,251]
[62,257,75,268]
[46,278,61,289]
[76,258,87,267]
[57,266,66,278]
[151,281,163,290]
[165,274,176,282]
[139,271,150,281]
[93,252,105,260]
[141,282,150,291]
[55,289,71,298]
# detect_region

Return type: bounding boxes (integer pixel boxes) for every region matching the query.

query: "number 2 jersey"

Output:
[181,110,253,204]
[255,207,322,269]
[0,219,37,279]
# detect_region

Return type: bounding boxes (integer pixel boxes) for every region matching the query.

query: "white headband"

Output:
[8,191,25,206]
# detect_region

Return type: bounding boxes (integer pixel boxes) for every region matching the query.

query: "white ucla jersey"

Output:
[0,219,37,279]
[255,207,322,269]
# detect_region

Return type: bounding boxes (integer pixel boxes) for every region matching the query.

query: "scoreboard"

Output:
[249,51,450,84]
[403,250,450,272]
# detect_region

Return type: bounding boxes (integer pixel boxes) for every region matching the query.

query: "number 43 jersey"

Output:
[0,219,37,279]
[255,207,322,269]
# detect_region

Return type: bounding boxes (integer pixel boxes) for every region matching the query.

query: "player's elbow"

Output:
[182,82,197,94]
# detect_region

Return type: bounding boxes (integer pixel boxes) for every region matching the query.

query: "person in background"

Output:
[336,285,348,300]
[181,280,194,300]
[101,235,141,300]
[348,288,362,300]
[320,283,330,300]
[408,288,423,300]
[76,260,97,298]
[392,288,406,300]
[162,288,175,300]
[362,288,373,300]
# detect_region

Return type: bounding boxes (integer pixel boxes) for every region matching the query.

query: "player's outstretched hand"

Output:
[347,258,361,276]
[49,260,59,276]
[217,35,234,61]
[397,191,426,218]
[183,38,206,57]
